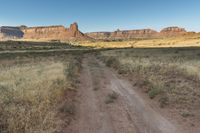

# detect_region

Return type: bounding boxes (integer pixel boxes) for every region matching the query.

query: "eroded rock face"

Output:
[22,22,88,41]
[86,32,112,40]
[0,25,191,41]
[161,27,186,33]
[159,27,187,37]
[86,26,188,40]
[23,26,66,40]
[0,26,24,40]
[70,23,78,32]
[86,29,158,40]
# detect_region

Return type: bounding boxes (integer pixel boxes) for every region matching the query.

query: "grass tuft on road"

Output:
[105,92,119,104]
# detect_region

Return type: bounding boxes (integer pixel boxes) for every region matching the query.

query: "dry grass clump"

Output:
[105,92,119,104]
[99,48,200,112]
[0,58,78,133]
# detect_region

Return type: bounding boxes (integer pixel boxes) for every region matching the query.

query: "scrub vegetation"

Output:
[99,48,200,114]
[0,51,82,133]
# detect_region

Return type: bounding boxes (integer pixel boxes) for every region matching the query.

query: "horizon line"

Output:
[0,23,199,33]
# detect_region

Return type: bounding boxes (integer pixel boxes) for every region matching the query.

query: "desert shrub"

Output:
[148,85,163,99]
[59,103,76,116]
[180,111,194,118]
[104,56,120,69]
[159,96,169,108]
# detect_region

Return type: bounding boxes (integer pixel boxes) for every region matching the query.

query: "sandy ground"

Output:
[65,55,188,133]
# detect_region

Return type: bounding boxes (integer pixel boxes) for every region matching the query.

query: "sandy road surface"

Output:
[66,55,184,133]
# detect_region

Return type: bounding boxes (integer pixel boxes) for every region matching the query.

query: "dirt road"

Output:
[66,55,184,133]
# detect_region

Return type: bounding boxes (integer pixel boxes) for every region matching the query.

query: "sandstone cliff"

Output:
[22,23,89,41]
[86,29,158,40]
[0,26,24,40]
[160,27,187,36]
[161,27,186,33]
[86,26,187,40]
[0,24,192,41]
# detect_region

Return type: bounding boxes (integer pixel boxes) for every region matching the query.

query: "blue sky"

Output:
[0,0,199,32]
